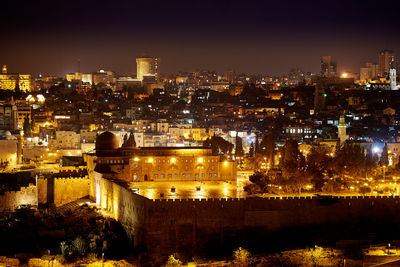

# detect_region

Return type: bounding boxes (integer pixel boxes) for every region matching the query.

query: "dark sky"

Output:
[1,0,399,76]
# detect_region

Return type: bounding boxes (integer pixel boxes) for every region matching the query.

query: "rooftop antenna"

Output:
[77,58,81,73]
[77,58,82,89]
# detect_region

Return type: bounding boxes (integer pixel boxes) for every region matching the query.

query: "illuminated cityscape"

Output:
[1,0,400,266]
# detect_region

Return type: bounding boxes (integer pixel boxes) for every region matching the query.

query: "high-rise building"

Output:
[225,69,234,83]
[81,74,93,84]
[92,70,115,86]
[360,62,379,81]
[0,103,17,130]
[0,65,31,92]
[320,56,337,77]
[66,72,81,82]
[378,50,395,77]
[136,55,160,82]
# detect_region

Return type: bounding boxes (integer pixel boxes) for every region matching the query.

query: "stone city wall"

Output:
[37,177,48,205]
[147,195,400,256]
[0,184,37,212]
[53,177,90,206]
[97,177,400,257]
[99,177,148,248]
[37,176,90,206]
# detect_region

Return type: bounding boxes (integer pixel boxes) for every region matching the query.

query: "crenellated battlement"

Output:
[0,184,36,195]
[53,175,89,180]
[147,194,400,213]
[149,194,400,203]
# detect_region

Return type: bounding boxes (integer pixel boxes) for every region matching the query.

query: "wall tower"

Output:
[337,115,347,145]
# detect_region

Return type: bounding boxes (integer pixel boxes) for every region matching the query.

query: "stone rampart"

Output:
[0,184,37,212]
[99,178,149,248]
[97,178,400,257]
[53,176,90,206]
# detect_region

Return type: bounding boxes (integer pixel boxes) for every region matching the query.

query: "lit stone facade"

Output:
[0,74,31,91]
[136,56,160,81]
[85,132,237,202]
[88,146,236,183]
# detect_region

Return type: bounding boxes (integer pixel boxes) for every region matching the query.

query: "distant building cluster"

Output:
[0,49,400,205]
[0,65,31,92]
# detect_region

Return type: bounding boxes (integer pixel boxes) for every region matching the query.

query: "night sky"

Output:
[1,0,399,76]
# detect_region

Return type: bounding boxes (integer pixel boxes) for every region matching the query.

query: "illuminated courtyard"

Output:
[128,180,243,199]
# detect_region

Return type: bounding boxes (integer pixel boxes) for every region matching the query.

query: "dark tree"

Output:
[281,140,302,174]
[23,115,31,137]
[306,145,332,190]
[248,142,255,157]
[235,135,244,157]
[365,147,376,171]
[380,143,389,167]
[255,135,260,155]
[260,132,275,164]
[203,136,234,155]
[122,132,136,147]
[334,143,365,176]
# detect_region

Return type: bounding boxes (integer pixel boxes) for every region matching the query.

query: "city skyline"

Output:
[3,1,400,265]
[1,0,400,76]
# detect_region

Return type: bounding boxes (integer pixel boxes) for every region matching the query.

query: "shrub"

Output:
[166,254,182,266]
[233,247,251,266]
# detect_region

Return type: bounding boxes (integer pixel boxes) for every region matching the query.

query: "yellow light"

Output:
[341,73,348,78]
[26,94,35,102]
[171,157,176,163]
[197,157,203,163]
[224,161,228,166]
[37,94,45,103]
[148,157,153,163]
[134,157,139,161]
